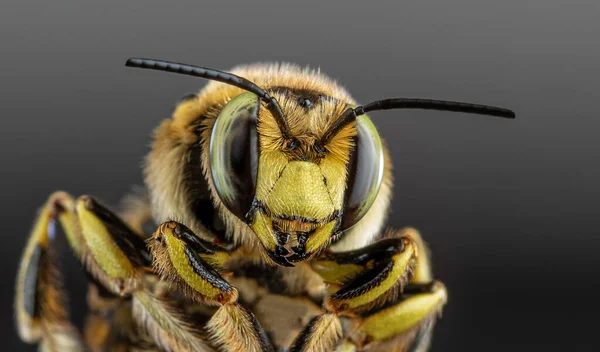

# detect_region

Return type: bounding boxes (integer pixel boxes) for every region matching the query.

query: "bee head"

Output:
[129,58,514,267]
[209,90,385,266]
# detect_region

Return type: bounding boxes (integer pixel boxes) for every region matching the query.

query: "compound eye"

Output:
[341,114,385,230]
[209,92,260,219]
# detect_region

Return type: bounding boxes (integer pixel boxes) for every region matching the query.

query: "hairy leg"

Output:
[15,192,85,351]
[148,221,275,352]
[291,228,447,352]
[16,192,216,352]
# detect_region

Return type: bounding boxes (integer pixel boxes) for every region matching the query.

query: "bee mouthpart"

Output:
[267,247,295,267]
[262,232,313,267]
[249,209,337,266]
[275,231,311,263]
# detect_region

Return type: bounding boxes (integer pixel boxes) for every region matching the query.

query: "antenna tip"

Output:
[125,58,144,67]
[503,109,517,119]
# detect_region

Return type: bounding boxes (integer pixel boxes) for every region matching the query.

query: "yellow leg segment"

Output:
[312,236,417,313]
[75,200,213,351]
[353,281,447,351]
[16,193,220,351]
[148,221,275,352]
[287,235,414,351]
[75,196,150,295]
[397,227,433,284]
[297,228,447,351]
[15,192,84,351]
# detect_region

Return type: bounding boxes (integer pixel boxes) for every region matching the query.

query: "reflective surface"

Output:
[209,92,260,219]
[342,114,385,230]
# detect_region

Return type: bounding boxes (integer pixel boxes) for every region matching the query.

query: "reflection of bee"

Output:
[15,58,515,352]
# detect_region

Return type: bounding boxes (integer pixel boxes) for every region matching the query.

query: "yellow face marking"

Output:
[360,282,447,340]
[250,211,278,252]
[305,220,337,254]
[254,151,289,202]
[250,103,355,262]
[76,200,136,280]
[318,154,349,208]
[265,161,333,220]
[336,243,416,310]
[162,231,224,299]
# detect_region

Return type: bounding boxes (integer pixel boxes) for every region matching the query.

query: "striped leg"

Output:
[15,192,85,351]
[76,197,213,352]
[346,228,447,352]
[148,221,275,352]
[15,192,214,352]
[349,281,447,352]
[293,228,447,352]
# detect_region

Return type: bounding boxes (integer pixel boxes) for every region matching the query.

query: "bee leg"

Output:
[287,234,416,352]
[84,191,161,351]
[291,228,446,351]
[148,221,275,352]
[76,198,211,351]
[84,282,160,352]
[16,193,207,351]
[318,228,447,352]
[15,192,86,351]
[74,195,152,295]
[326,282,446,352]
[348,281,447,352]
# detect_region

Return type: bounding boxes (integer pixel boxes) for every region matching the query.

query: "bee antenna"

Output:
[321,98,515,144]
[125,58,292,139]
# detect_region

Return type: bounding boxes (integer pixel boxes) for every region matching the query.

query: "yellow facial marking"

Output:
[251,211,278,252]
[305,220,337,253]
[266,161,333,220]
[76,199,136,280]
[360,282,447,340]
[162,231,224,299]
[249,100,356,263]
[254,151,289,202]
[319,156,349,208]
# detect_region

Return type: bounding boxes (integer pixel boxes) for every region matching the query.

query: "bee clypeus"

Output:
[15,58,515,352]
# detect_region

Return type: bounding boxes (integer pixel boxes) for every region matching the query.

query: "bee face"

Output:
[209,90,385,266]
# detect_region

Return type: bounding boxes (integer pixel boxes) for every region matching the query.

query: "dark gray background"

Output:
[1,1,599,351]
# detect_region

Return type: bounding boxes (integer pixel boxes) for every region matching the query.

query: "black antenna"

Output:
[321,98,516,144]
[125,58,292,139]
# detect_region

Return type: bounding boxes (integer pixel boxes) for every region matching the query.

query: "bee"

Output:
[15,58,515,352]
